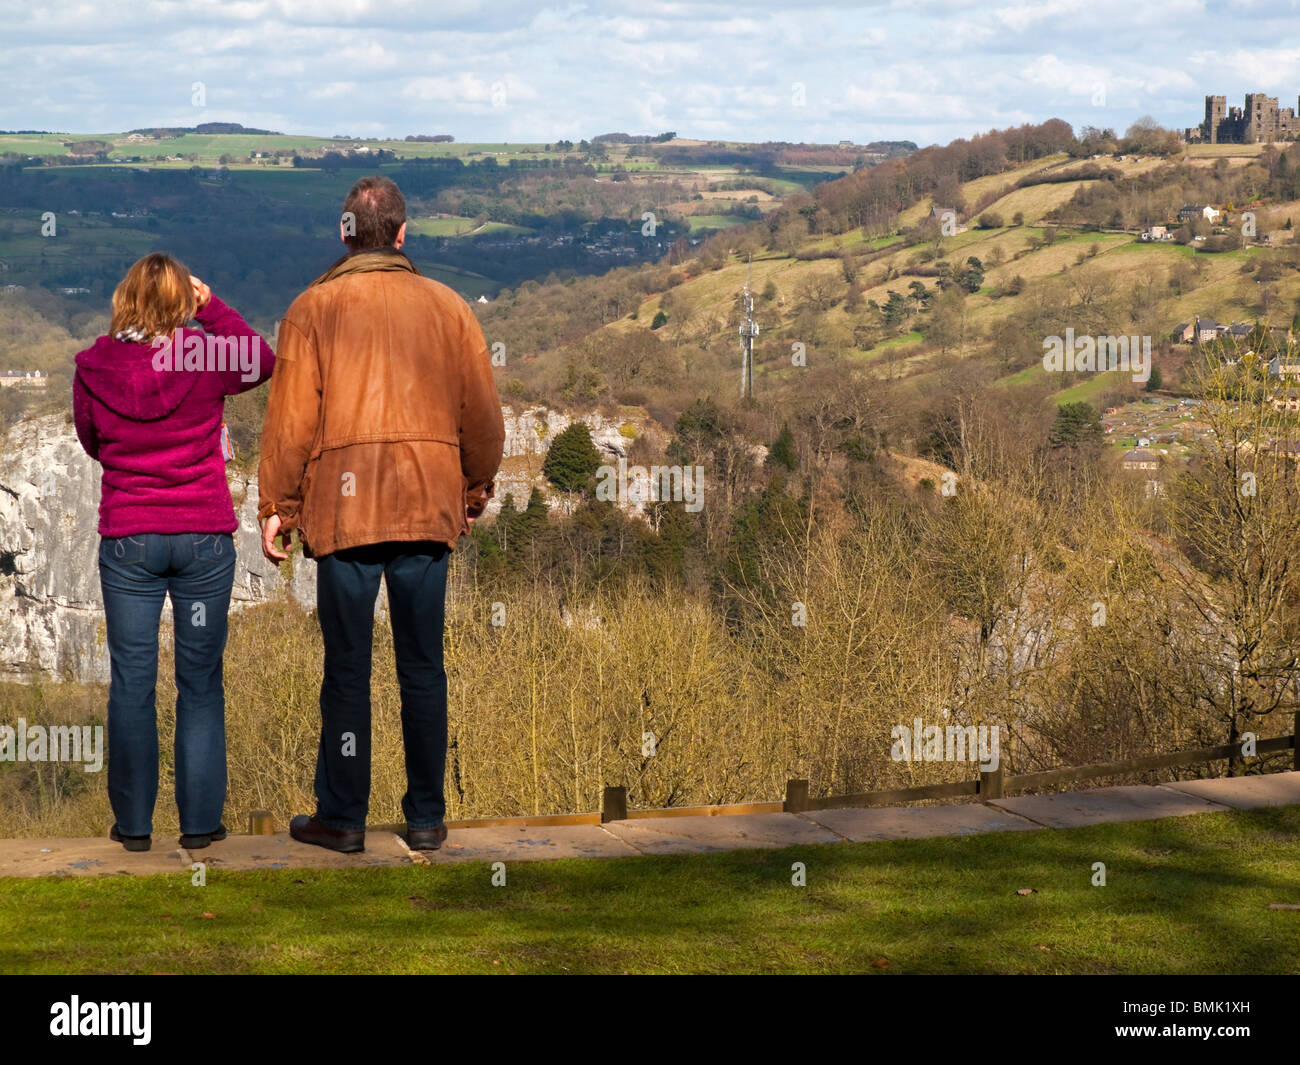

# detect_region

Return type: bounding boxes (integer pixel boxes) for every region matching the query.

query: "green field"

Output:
[1113,240,1205,259]
[1052,370,1134,405]
[117,133,339,160]
[2,806,1297,974]
[0,215,156,283]
[0,132,78,155]
[876,329,925,349]
[992,364,1132,404]
[0,133,553,168]
[408,216,534,238]
[421,264,497,298]
[225,167,365,206]
[688,213,750,232]
[408,216,475,237]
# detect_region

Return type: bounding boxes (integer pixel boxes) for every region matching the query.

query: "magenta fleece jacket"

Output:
[73,295,274,537]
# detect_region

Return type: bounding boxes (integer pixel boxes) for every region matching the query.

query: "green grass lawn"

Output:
[3,806,1298,974]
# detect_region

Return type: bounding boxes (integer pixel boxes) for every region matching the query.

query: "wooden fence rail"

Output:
[273,714,1298,836]
[783,728,1297,814]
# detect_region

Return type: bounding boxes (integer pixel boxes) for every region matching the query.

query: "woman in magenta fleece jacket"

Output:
[73,252,274,852]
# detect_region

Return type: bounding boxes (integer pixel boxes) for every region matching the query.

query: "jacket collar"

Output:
[310,246,421,287]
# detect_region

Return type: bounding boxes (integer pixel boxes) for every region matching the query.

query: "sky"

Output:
[2,0,1300,147]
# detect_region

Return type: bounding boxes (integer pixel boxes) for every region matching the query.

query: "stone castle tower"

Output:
[1191,92,1300,144]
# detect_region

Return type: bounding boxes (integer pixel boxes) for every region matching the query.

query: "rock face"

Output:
[0,416,107,683]
[490,404,661,516]
[0,414,316,684]
[0,404,660,682]
[501,405,634,462]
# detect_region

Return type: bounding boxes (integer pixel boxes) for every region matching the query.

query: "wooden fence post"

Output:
[784,779,810,814]
[979,765,1004,801]
[248,810,275,835]
[601,785,628,823]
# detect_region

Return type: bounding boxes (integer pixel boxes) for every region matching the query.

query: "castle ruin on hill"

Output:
[1187,93,1300,144]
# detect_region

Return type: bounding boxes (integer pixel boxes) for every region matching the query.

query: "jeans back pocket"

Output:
[190,533,233,560]
[101,535,149,565]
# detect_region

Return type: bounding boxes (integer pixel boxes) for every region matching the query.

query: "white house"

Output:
[1178,204,1220,224]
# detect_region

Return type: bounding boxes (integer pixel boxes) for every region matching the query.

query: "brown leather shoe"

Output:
[406,824,448,851]
[289,814,365,853]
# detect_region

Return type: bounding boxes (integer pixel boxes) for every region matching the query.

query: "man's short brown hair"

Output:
[341,176,406,250]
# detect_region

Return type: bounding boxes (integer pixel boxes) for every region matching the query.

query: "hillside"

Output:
[478,133,1300,456]
[0,126,885,347]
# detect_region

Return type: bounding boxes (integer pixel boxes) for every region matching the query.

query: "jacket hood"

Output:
[74,333,200,422]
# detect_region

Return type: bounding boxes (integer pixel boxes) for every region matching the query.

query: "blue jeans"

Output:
[314,541,451,831]
[98,533,235,837]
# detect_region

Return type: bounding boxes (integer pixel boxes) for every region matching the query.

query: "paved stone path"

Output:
[1,772,1297,878]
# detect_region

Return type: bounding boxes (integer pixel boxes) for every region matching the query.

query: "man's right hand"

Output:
[262,513,290,562]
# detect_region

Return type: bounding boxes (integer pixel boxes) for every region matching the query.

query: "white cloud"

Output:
[0,0,1292,144]
[994,0,1087,33]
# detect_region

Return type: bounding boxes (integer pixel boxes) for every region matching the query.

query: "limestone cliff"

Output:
[490,404,660,515]
[0,404,660,681]
[0,414,315,683]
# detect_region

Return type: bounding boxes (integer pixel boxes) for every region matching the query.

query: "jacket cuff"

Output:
[466,481,495,517]
[194,293,228,324]
[258,501,299,529]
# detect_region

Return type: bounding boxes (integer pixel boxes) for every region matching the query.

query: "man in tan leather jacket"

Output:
[258,175,504,854]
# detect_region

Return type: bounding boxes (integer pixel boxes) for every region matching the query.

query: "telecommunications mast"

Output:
[739,258,759,399]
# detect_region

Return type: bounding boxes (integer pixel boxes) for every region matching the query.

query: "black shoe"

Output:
[406,824,448,851]
[110,824,152,852]
[179,824,228,850]
[289,814,365,853]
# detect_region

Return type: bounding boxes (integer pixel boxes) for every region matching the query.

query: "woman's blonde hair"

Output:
[109,252,196,339]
